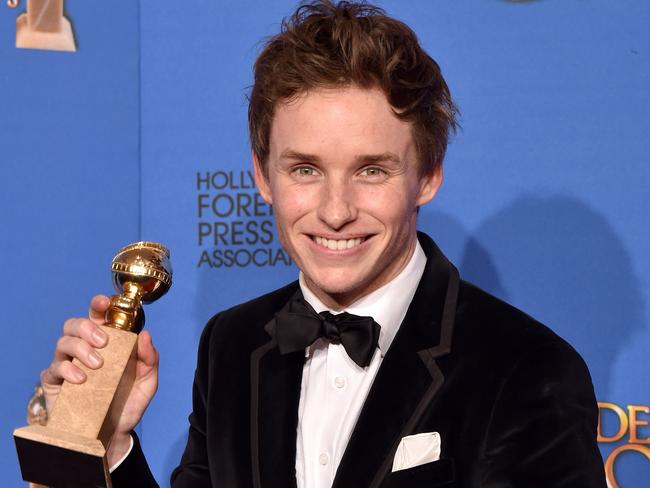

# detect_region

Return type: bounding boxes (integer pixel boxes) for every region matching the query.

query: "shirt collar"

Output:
[298,240,427,357]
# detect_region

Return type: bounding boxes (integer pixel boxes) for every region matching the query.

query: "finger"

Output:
[54,336,104,370]
[88,295,111,325]
[137,331,159,368]
[63,317,107,348]
[40,367,63,387]
[43,359,87,385]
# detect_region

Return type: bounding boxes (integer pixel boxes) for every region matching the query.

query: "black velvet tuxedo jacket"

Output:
[113,233,606,487]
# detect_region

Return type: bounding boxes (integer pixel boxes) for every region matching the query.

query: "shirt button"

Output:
[319,452,329,466]
[334,376,346,389]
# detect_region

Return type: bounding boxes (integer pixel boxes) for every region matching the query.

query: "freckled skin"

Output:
[254,86,442,310]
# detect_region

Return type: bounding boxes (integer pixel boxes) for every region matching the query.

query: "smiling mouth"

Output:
[312,235,366,250]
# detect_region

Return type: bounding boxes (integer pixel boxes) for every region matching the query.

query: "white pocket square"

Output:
[391,432,441,472]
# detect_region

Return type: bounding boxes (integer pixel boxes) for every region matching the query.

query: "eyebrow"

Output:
[279,149,401,165]
[358,152,401,165]
[279,150,322,163]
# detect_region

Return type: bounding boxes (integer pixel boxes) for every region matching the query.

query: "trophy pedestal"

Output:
[14,326,138,487]
[14,426,110,487]
[16,13,76,52]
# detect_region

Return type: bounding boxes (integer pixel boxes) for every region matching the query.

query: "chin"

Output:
[307,270,375,301]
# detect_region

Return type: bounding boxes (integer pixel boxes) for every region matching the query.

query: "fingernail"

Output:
[89,351,103,367]
[92,329,107,346]
[73,369,86,382]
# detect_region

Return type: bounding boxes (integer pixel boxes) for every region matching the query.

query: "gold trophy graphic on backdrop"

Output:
[14,242,172,487]
[9,0,77,52]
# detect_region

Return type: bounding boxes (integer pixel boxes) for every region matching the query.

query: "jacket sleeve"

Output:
[109,431,158,487]
[481,342,607,487]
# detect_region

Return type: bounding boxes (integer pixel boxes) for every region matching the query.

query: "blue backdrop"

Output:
[1,1,648,486]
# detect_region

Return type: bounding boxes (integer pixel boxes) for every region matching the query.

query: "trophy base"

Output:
[16,13,76,52]
[14,424,111,487]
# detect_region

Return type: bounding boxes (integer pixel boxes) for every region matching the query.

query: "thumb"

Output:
[137,330,159,368]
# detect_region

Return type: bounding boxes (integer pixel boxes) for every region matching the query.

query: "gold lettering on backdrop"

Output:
[604,445,650,488]
[598,402,650,488]
[597,402,629,443]
[628,406,650,444]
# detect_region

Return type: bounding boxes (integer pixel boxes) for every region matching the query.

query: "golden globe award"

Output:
[14,242,172,487]
[10,0,77,52]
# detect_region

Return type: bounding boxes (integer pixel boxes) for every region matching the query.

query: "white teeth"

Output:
[313,236,364,250]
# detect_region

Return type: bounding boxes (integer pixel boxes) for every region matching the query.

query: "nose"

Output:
[317,177,357,230]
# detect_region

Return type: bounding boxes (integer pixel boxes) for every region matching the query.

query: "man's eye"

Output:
[360,167,386,177]
[294,166,316,176]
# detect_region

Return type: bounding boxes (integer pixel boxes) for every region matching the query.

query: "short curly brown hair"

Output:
[248,0,458,176]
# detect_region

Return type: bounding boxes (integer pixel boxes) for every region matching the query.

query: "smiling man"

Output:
[254,86,440,310]
[41,1,606,487]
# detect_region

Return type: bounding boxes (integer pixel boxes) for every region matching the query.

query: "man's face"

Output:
[254,86,441,308]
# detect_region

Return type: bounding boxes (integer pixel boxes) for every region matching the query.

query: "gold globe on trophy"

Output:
[14,242,172,488]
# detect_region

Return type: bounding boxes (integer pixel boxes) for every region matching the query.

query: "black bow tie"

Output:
[274,298,381,368]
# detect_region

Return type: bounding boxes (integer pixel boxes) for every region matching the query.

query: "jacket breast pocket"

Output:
[383,458,454,488]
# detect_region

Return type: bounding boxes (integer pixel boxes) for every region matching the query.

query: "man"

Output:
[42,1,606,486]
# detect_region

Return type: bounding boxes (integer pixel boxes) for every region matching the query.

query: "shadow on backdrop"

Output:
[459,194,643,400]
[418,206,508,302]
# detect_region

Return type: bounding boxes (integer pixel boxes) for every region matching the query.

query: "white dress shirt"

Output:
[295,241,427,488]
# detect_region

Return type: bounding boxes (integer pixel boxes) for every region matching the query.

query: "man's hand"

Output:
[40,294,159,466]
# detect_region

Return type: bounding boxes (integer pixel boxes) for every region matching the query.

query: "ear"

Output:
[252,152,273,205]
[416,164,443,207]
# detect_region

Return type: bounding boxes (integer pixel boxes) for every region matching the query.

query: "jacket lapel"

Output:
[333,234,460,488]
[250,293,304,488]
